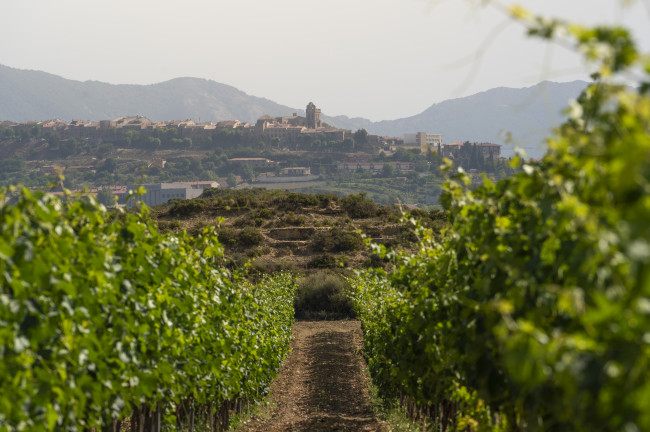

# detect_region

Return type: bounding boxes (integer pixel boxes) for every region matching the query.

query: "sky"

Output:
[1,0,649,121]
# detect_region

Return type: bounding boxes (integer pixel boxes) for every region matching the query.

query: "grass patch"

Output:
[228,399,276,431]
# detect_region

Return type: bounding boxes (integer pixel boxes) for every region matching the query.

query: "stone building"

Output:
[442,142,501,159]
[337,161,415,173]
[416,132,443,154]
[404,132,443,153]
[123,181,219,207]
[306,102,322,129]
[228,158,276,167]
[281,167,311,176]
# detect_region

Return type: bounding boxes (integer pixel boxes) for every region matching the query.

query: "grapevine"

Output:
[0,187,295,431]
[351,6,650,431]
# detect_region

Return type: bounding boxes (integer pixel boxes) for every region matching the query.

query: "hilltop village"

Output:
[0,102,509,208]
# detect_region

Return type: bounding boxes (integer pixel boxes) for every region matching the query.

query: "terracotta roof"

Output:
[474,142,501,147]
[444,142,501,147]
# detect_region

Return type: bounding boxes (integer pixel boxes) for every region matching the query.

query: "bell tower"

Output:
[306,102,322,129]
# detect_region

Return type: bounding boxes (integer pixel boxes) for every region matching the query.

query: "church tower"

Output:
[306,102,322,129]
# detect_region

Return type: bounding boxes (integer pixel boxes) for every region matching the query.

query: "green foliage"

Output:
[241,165,255,183]
[381,163,395,177]
[0,127,15,140]
[353,128,369,144]
[0,159,23,174]
[200,187,221,198]
[227,173,238,188]
[341,193,381,219]
[308,253,338,269]
[238,226,264,247]
[167,198,206,216]
[351,8,650,432]
[97,143,115,157]
[311,227,363,253]
[273,191,321,211]
[294,271,354,320]
[0,187,296,430]
[279,212,306,226]
[217,226,238,246]
[96,187,116,206]
[256,208,273,219]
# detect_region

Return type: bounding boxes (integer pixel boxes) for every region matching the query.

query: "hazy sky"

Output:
[1,0,649,121]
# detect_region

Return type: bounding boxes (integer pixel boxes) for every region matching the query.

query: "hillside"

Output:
[1,64,586,157]
[332,80,587,157]
[0,64,297,123]
[149,188,447,274]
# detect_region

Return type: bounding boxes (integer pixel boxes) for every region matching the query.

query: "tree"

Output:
[0,127,15,140]
[30,125,42,138]
[189,158,202,175]
[241,165,255,183]
[43,131,59,144]
[18,129,29,143]
[123,130,140,147]
[343,137,355,152]
[97,143,114,156]
[381,163,395,177]
[59,139,78,158]
[0,159,23,174]
[226,173,238,188]
[175,159,190,171]
[100,157,117,173]
[414,159,429,173]
[96,188,115,206]
[486,151,495,172]
[353,128,368,144]
[392,148,417,162]
[147,136,161,150]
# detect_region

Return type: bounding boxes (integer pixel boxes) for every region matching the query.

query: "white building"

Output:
[124,181,219,207]
[337,161,415,173]
[403,132,443,153]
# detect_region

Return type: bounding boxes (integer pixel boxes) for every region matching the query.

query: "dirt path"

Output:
[240,321,387,432]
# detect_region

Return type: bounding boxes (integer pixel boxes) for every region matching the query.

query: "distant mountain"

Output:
[0,64,586,158]
[323,81,588,158]
[0,64,298,123]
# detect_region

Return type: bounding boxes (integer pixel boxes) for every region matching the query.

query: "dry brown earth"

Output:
[240,321,387,432]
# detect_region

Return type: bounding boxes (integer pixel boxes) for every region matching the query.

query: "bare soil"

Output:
[240,321,387,432]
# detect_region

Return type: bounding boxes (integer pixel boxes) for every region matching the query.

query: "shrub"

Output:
[256,208,272,219]
[281,212,306,226]
[273,192,319,211]
[246,248,265,258]
[294,272,354,320]
[157,219,181,233]
[311,228,363,252]
[238,227,264,247]
[167,198,206,216]
[199,187,220,198]
[233,216,252,228]
[341,193,381,218]
[217,226,238,246]
[365,253,389,269]
[308,254,338,269]
[317,193,339,208]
